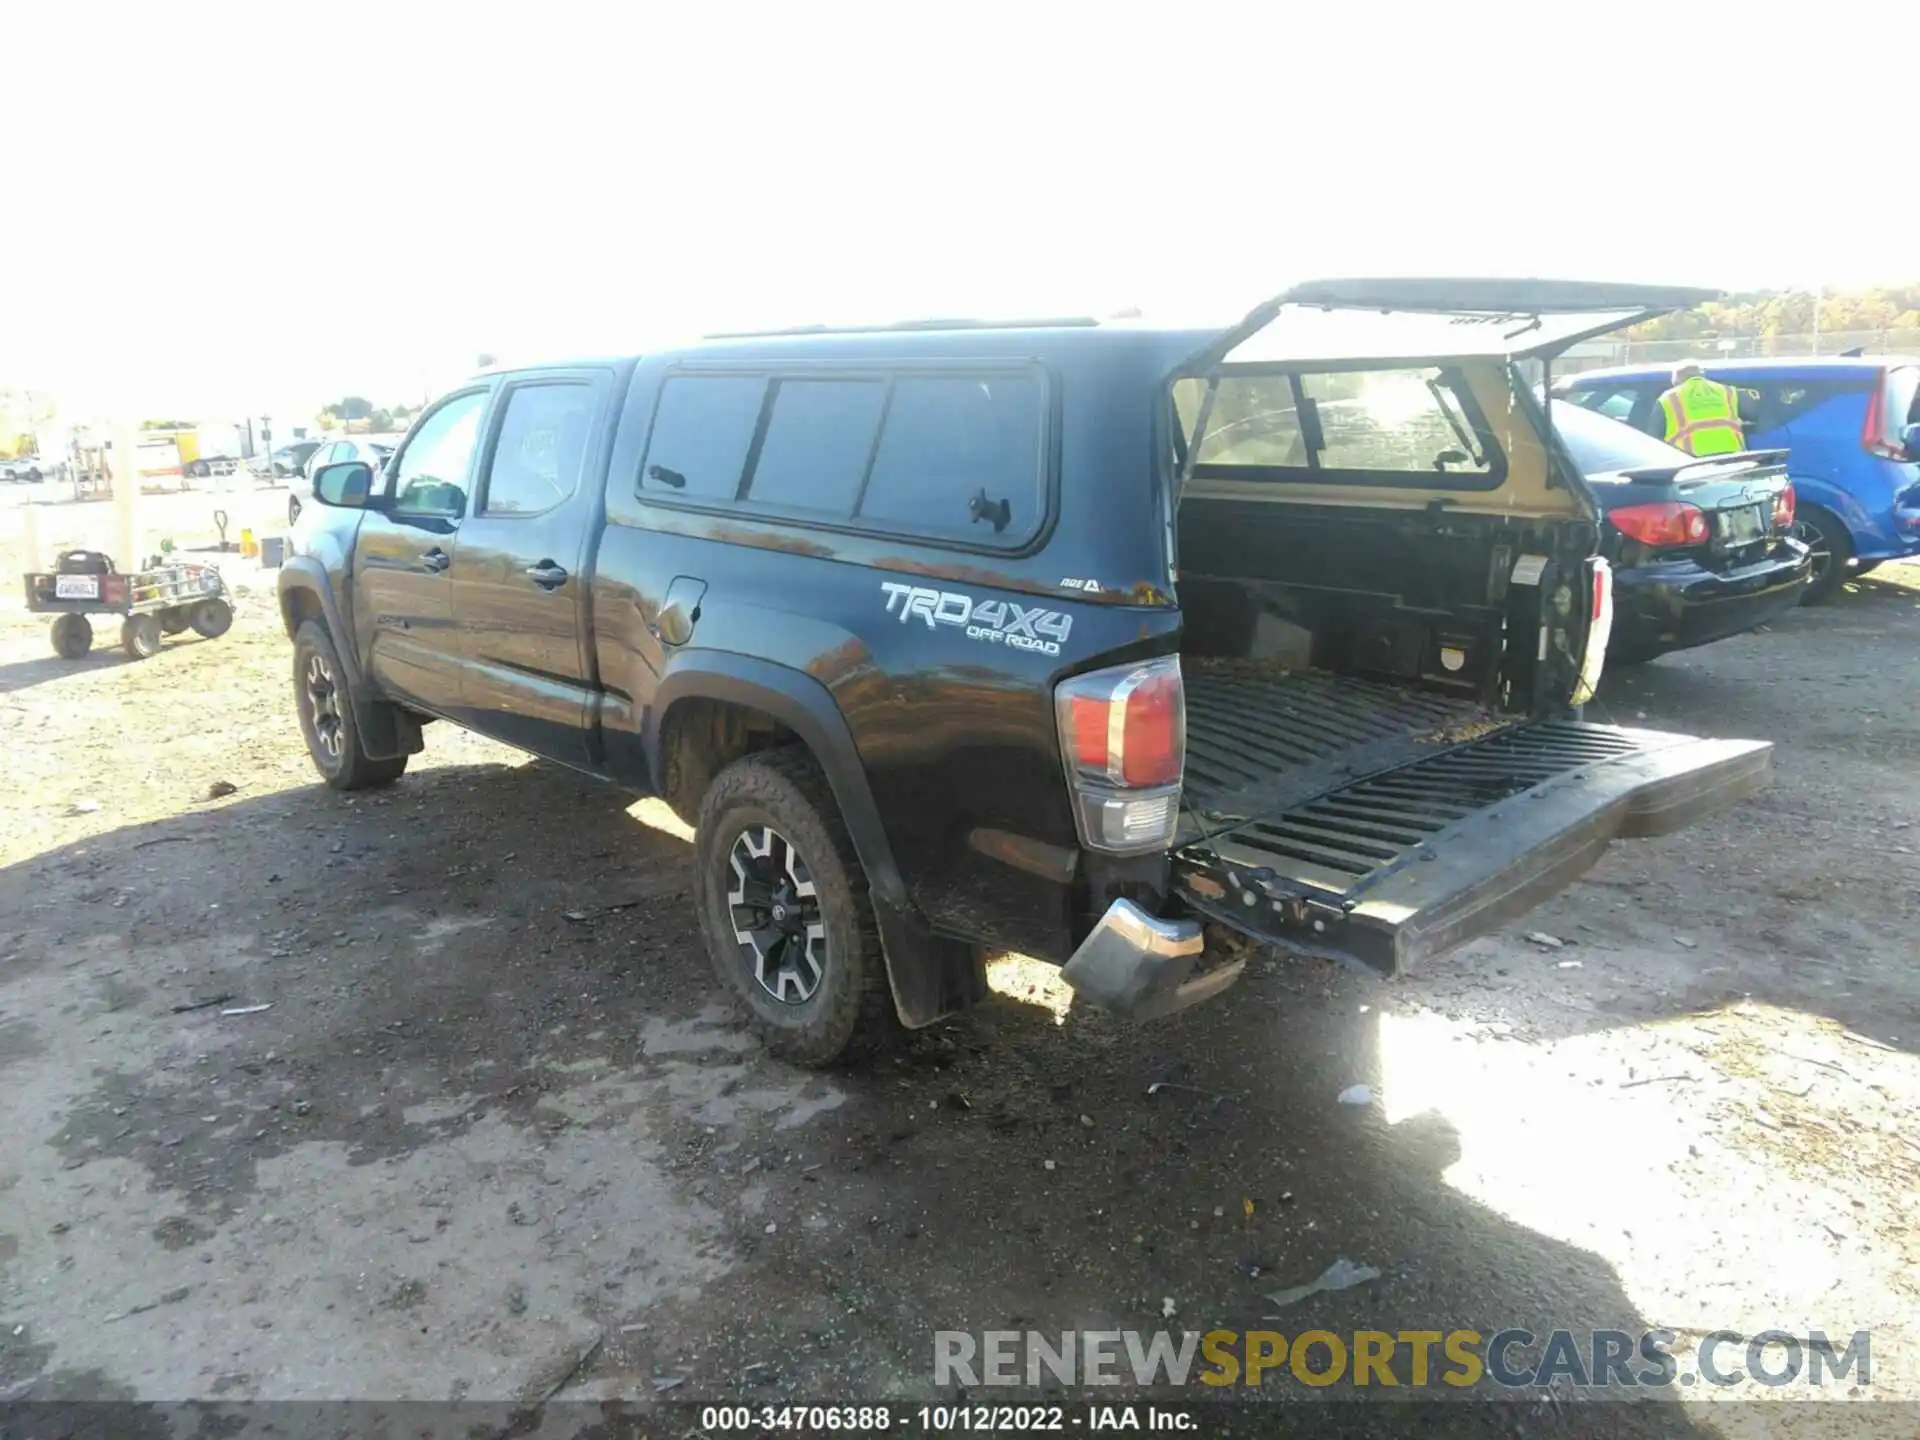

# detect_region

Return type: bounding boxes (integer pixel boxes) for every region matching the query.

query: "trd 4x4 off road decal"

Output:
[880,582,1073,656]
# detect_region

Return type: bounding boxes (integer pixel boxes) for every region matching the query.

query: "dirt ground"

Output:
[1,486,1916,1434]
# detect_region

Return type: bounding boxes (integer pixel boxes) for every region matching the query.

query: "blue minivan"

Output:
[1555,357,1920,600]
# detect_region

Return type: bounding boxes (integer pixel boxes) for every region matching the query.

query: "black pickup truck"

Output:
[279,279,1772,1065]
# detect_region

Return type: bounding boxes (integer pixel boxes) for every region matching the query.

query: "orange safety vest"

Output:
[1659,377,1745,456]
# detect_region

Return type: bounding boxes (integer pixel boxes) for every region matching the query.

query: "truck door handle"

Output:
[525,560,569,590]
[420,547,451,572]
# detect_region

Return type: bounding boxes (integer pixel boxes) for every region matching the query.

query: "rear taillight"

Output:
[101,576,126,605]
[1609,500,1709,548]
[1862,371,1906,460]
[1573,557,1612,707]
[1055,656,1185,853]
[1772,483,1796,531]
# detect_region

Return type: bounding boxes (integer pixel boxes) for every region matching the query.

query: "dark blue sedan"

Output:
[1554,402,1810,664]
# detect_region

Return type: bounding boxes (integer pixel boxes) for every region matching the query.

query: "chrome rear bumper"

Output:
[1059,899,1246,1021]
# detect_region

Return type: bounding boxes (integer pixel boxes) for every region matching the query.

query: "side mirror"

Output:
[313,461,374,508]
[1902,422,1920,460]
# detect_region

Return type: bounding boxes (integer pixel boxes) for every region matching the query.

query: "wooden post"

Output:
[113,420,143,568]
[21,501,42,572]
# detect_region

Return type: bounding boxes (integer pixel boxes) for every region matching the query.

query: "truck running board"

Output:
[1172,720,1770,976]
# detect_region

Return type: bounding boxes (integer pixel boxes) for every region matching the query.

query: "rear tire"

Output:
[189,597,234,638]
[50,613,93,659]
[121,614,161,660]
[159,608,190,635]
[292,620,407,790]
[693,749,898,1067]
[1794,504,1852,604]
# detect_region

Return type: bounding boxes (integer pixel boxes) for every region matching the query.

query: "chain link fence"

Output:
[1561,329,1920,375]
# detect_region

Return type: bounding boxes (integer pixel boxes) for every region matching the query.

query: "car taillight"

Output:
[1860,372,1898,459]
[101,576,126,605]
[1609,500,1710,547]
[1055,655,1184,853]
[1772,483,1796,531]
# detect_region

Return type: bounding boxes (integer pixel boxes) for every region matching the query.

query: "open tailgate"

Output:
[1172,719,1768,976]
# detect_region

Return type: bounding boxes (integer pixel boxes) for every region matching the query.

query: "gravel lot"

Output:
[1,490,1915,1433]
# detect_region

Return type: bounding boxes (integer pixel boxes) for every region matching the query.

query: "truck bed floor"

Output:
[1179,664,1509,838]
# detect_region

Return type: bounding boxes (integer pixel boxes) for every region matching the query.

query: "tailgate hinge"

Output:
[1175,848,1355,938]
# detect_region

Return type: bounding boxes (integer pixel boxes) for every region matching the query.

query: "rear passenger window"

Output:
[858,375,1044,539]
[1762,379,1862,428]
[747,379,887,514]
[642,377,764,498]
[482,382,596,515]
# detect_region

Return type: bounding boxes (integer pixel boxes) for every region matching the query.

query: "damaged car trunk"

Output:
[1144,281,1772,984]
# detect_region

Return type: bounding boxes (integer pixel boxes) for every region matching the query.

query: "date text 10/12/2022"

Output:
[698,1405,1193,1431]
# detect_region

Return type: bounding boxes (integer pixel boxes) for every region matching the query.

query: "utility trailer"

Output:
[24,550,234,660]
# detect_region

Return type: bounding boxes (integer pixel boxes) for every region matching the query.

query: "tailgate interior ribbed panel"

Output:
[1173,665,1768,975]
[1193,720,1646,894]
[1180,666,1509,834]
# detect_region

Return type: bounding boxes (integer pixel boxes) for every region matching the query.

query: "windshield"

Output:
[1552,400,1687,476]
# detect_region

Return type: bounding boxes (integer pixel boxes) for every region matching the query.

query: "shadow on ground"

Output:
[0,759,1751,1429]
[0,632,228,695]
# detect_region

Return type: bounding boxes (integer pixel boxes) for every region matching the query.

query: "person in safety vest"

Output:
[1658,363,1746,456]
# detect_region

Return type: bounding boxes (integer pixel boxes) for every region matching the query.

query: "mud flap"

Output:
[1172,720,1770,976]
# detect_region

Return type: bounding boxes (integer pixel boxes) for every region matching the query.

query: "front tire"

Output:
[693,749,897,1067]
[1794,504,1852,604]
[292,620,407,790]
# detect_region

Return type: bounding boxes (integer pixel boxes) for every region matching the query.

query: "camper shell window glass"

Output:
[637,366,1049,548]
[640,376,765,499]
[748,378,889,515]
[1173,366,1508,490]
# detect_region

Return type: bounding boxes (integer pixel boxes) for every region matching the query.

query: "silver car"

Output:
[0,457,53,483]
[287,436,400,525]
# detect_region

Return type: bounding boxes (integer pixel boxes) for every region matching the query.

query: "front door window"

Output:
[391,393,487,519]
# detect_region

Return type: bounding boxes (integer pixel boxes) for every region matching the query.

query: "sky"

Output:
[6,0,1917,422]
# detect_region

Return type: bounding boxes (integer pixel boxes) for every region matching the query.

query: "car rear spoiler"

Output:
[1616,448,1791,485]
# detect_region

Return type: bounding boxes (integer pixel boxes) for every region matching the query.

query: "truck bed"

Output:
[1180,663,1512,837]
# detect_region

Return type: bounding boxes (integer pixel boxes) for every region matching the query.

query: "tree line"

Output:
[316,396,417,434]
[1629,286,1920,342]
